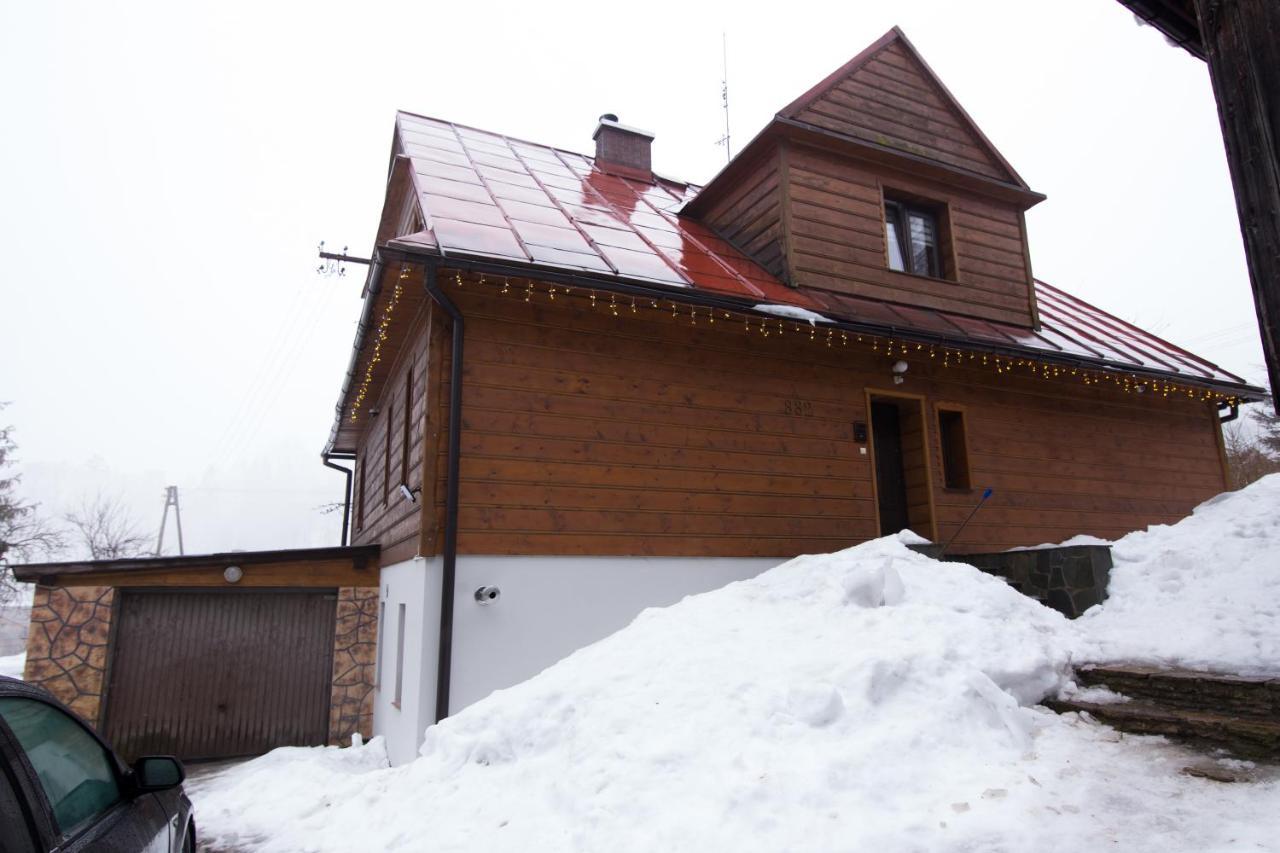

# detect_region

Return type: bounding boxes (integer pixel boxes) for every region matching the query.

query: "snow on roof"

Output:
[389,111,1254,393]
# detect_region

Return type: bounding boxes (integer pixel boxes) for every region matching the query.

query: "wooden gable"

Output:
[778,27,1026,186]
[688,27,1042,328]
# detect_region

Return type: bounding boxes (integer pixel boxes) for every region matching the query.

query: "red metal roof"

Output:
[390,111,1254,392]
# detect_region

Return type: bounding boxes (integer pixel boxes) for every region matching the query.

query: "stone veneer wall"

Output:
[23,586,115,726]
[907,544,1113,619]
[329,586,378,745]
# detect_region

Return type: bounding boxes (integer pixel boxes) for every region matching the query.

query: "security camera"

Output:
[399,483,421,503]
[474,586,501,605]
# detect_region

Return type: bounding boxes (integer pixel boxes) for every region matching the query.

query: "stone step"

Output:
[1077,664,1280,722]
[1046,697,1280,760]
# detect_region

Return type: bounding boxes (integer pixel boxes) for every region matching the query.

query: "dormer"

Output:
[684,27,1046,328]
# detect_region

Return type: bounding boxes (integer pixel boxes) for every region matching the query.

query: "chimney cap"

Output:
[593,115,655,141]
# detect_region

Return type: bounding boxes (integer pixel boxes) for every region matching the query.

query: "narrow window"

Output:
[375,600,386,689]
[383,399,393,504]
[885,197,942,278]
[401,366,413,487]
[356,459,366,530]
[938,408,972,490]
[393,603,406,708]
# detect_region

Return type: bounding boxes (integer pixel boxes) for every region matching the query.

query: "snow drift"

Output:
[1075,472,1280,676]
[189,481,1280,851]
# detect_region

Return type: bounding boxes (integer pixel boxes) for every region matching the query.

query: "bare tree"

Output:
[0,408,64,605]
[64,494,150,560]
[1222,396,1280,490]
[1250,394,1280,457]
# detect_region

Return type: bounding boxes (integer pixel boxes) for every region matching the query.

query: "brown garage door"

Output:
[102,589,336,761]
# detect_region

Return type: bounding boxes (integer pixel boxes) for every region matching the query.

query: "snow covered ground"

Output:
[188,479,1280,853]
[0,651,24,680]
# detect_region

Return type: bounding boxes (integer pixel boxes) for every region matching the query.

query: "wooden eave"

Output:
[684,117,1044,223]
[11,544,381,587]
[1115,0,1206,60]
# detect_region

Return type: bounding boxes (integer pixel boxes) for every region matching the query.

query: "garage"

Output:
[103,589,337,760]
[12,545,380,761]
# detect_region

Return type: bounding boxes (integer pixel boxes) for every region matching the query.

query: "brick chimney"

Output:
[593,114,654,181]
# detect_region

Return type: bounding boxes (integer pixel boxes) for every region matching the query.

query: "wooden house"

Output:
[18,25,1262,771]
[321,27,1262,763]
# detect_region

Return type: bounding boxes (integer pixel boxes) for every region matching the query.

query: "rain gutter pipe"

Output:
[321,452,355,546]
[418,259,465,725]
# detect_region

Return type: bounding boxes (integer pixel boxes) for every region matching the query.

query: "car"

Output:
[0,675,195,852]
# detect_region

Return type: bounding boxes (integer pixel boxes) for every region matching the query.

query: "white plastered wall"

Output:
[374,554,780,765]
[371,557,441,767]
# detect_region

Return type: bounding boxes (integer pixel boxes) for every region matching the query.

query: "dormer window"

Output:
[884,196,942,278]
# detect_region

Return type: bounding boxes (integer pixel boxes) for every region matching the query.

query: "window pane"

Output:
[938,409,971,490]
[908,211,940,278]
[0,698,121,835]
[885,210,906,272]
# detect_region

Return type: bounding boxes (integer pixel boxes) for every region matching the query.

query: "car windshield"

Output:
[0,697,121,835]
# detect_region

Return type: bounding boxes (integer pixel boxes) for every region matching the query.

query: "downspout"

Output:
[420,259,465,724]
[321,452,355,546]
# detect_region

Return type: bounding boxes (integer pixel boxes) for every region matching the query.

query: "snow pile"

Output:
[1008,533,1111,552]
[0,652,24,680]
[1075,473,1280,675]
[192,536,1083,851]
[185,738,391,848]
[189,531,1280,852]
[751,303,831,324]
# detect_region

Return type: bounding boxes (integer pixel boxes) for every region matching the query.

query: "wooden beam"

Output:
[1192,0,1280,408]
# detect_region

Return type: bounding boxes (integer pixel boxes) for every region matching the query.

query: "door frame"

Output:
[863,388,939,543]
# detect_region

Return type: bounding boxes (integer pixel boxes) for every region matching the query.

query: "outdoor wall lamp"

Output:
[892,360,909,385]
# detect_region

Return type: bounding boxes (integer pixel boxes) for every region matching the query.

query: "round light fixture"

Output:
[223,565,244,584]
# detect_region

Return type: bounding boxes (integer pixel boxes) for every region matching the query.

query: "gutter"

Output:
[419,259,465,724]
[375,247,1265,402]
[321,452,355,546]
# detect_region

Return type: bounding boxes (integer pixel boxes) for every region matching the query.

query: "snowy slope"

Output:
[189,534,1280,852]
[1075,473,1280,675]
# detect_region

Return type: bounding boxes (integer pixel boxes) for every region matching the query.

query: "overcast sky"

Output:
[0,0,1266,558]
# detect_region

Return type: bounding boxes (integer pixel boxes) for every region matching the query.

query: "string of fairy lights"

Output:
[345,264,1242,424]
[348,267,408,422]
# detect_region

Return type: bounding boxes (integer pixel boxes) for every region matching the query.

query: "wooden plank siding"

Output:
[785,145,1036,326]
[371,278,1230,559]
[351,303,435,565]
[794,41,1011,182]
[697,151,786,281]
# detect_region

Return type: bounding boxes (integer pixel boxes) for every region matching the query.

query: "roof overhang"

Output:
[360,245,1266,404]
[11,544,380,587]
[682,118,1046,222]
[1116,0,1206,60]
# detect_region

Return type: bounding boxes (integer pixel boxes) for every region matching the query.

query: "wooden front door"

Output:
[102,589,336,761]
[867,392,938,542]
[871,401,911,536]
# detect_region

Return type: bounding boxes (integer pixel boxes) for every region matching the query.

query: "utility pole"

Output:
[155,486,185,556]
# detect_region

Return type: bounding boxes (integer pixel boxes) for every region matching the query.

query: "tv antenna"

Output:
[715,32,732,163]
